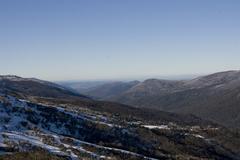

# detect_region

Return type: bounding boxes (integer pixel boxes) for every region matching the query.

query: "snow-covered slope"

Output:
[1,91,240,159]
[0,93,159,159]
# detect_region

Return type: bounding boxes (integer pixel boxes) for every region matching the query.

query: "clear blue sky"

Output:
[0,0,239,81]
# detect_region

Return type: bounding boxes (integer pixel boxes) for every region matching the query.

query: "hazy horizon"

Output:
[1,0,240,81]
[55,73,202,82]
[0,71,231,82]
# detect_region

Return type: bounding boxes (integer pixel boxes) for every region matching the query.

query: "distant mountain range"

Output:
[64,70,240,128]
[83,81,140,99]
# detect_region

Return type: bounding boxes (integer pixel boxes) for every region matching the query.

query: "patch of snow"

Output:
[142,125,170,130]
[193,134,204,139]
[184,133,205,139]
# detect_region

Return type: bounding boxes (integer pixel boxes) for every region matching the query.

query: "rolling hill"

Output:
[73,71,240,128]
[113,71,240,128]
[59,80,140,99]
[0,75,89,100]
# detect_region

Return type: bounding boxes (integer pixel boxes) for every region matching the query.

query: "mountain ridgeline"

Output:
[67,71,240,128]
[0,75,89,100]
[1,73,240,159]
[60,80,140,99]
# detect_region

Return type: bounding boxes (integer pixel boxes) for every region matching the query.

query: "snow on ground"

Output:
[0,129,159,160]
[142,125,170,130]
[184,133,205,139]
[0,94,158,160]
[1,132,64,154]
[65,136,159,160]
[192,134,204,139]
